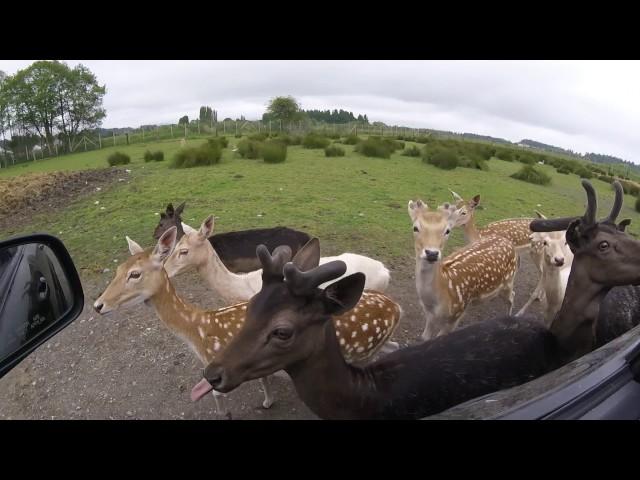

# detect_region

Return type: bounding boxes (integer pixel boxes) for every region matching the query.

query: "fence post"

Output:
[235,121,238,136]
[279,120,282,133]
[269,121,272,135]
[197,120,200,135]
[55,143,58,156]
[184,123,187,138]
[84,137,87,151]
[99,134,102,149]
[170,125,173,138]
[113,132,116,146]
[223,121,226,135]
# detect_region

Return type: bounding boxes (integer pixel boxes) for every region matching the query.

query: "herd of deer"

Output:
[93,179,640,419]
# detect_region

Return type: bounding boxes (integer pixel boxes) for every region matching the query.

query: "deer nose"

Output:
[93,301,104,313]
[425,250,440,262]
[554,257,565,267]
[204,366,224,389]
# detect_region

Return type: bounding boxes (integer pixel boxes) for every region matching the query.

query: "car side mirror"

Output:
[0,234,84,379]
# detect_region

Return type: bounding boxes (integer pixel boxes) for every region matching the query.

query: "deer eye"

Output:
[413,226,419,233]
[599,241,610,251]
[271,327,293,341]
[461,211,467,215]
[179,249,188,256]
[128,271,141,280]
[543,241,548,246]
[444,228,451,236]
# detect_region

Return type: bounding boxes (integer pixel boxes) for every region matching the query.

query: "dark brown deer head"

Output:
[198,238,364,395]
[153,202,185,240]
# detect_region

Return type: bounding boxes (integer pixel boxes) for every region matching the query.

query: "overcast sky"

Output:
[1,60,639,163]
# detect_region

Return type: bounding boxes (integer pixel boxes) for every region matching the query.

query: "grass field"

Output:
[1,135,638,275]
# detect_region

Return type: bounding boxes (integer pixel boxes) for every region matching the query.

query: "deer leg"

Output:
[259,376,274,409]
[212,390,232,420]
[421,318,439,342]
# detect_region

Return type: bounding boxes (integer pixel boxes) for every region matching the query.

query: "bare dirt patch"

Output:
[0,168,126,233]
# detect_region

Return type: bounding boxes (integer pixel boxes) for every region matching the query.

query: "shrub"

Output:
[619,179,640,196]
[249,132,268,141]
[108,152,130,166]
[261,141,287,163]
[424,149,459,170]
[598,174,615,184]
[171,143,222,168]
[510,165,551,185]
[574,166,593,179]
[302,133,330,149]
[402,146,421,157]
[324,132,341,140]
[343,135,360,145]
[325,145,345,157]
[495,148,514,162]
[556,166,571,174]
[144,150,154,162]
[636,196,640,213]
[355,138,392,159]
[208,137,228,149]
[237,139,262,159]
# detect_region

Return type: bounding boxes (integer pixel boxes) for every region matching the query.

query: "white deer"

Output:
[164,215,391,304]
[516,230,573,325]
[409,200,518,340]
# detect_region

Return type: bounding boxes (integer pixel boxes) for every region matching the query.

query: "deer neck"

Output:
[285,321,387,420]
[541,263,567,308]
[146,271,209,363]
[551,261,610,362]
[415,259,448,314]
[463,213,480,243]
[199,242,262,303]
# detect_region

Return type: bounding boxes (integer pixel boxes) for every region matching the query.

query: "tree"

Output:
[265,96,301,124]
[199,106,213,123]
[55,63,106,150]
[178,115,189,125]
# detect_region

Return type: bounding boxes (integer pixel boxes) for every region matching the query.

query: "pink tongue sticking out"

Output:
[191,378,214,402]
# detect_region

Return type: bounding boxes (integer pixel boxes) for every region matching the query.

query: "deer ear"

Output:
[321,273,366,316]
[160,212,167,219]
[618,219,631,232]
[291,238,320,271]
[152,226,177,263]
[182,222,197,235]
[199,215,215,238]
[166,203,175,216]
[566,219,585,253]
[408,199,425,221]
[126,236,144,255]
[470,195,480,208]
[175,202,186,216]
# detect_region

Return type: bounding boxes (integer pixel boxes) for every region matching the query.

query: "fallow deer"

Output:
[448,191,534,249]
[516,230,573,325]
[195,180,640,420]
[94,228,402,417]
[408,200,518,340]
[163,215,391,304]
[153,202,311,273]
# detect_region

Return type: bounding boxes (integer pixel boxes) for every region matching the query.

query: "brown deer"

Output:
[408,200,518,340]
[448,191,533,249]
[153,201,311,273]
[94,229,402,416]
[194,181,640,419]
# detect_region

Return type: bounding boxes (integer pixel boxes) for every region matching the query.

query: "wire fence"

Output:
[0,120,431,170]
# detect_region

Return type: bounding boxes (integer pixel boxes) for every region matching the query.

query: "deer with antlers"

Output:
[408,200,518,340]
[163,214,391,304]
[93,229,401,417]
[193,180,640,419]
[448,191,534,249]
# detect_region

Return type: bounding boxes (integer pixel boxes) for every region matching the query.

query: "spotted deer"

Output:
[409,200,518,340]
[448,190,534,249]
[94,228,402,417]
[163,215,390,304]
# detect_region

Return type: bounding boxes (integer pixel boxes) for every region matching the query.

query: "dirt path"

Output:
[0,249,544,420]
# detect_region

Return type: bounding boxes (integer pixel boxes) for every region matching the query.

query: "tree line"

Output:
[0,61,106,155]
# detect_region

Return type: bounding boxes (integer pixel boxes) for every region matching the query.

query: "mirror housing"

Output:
[0,234,84,379]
